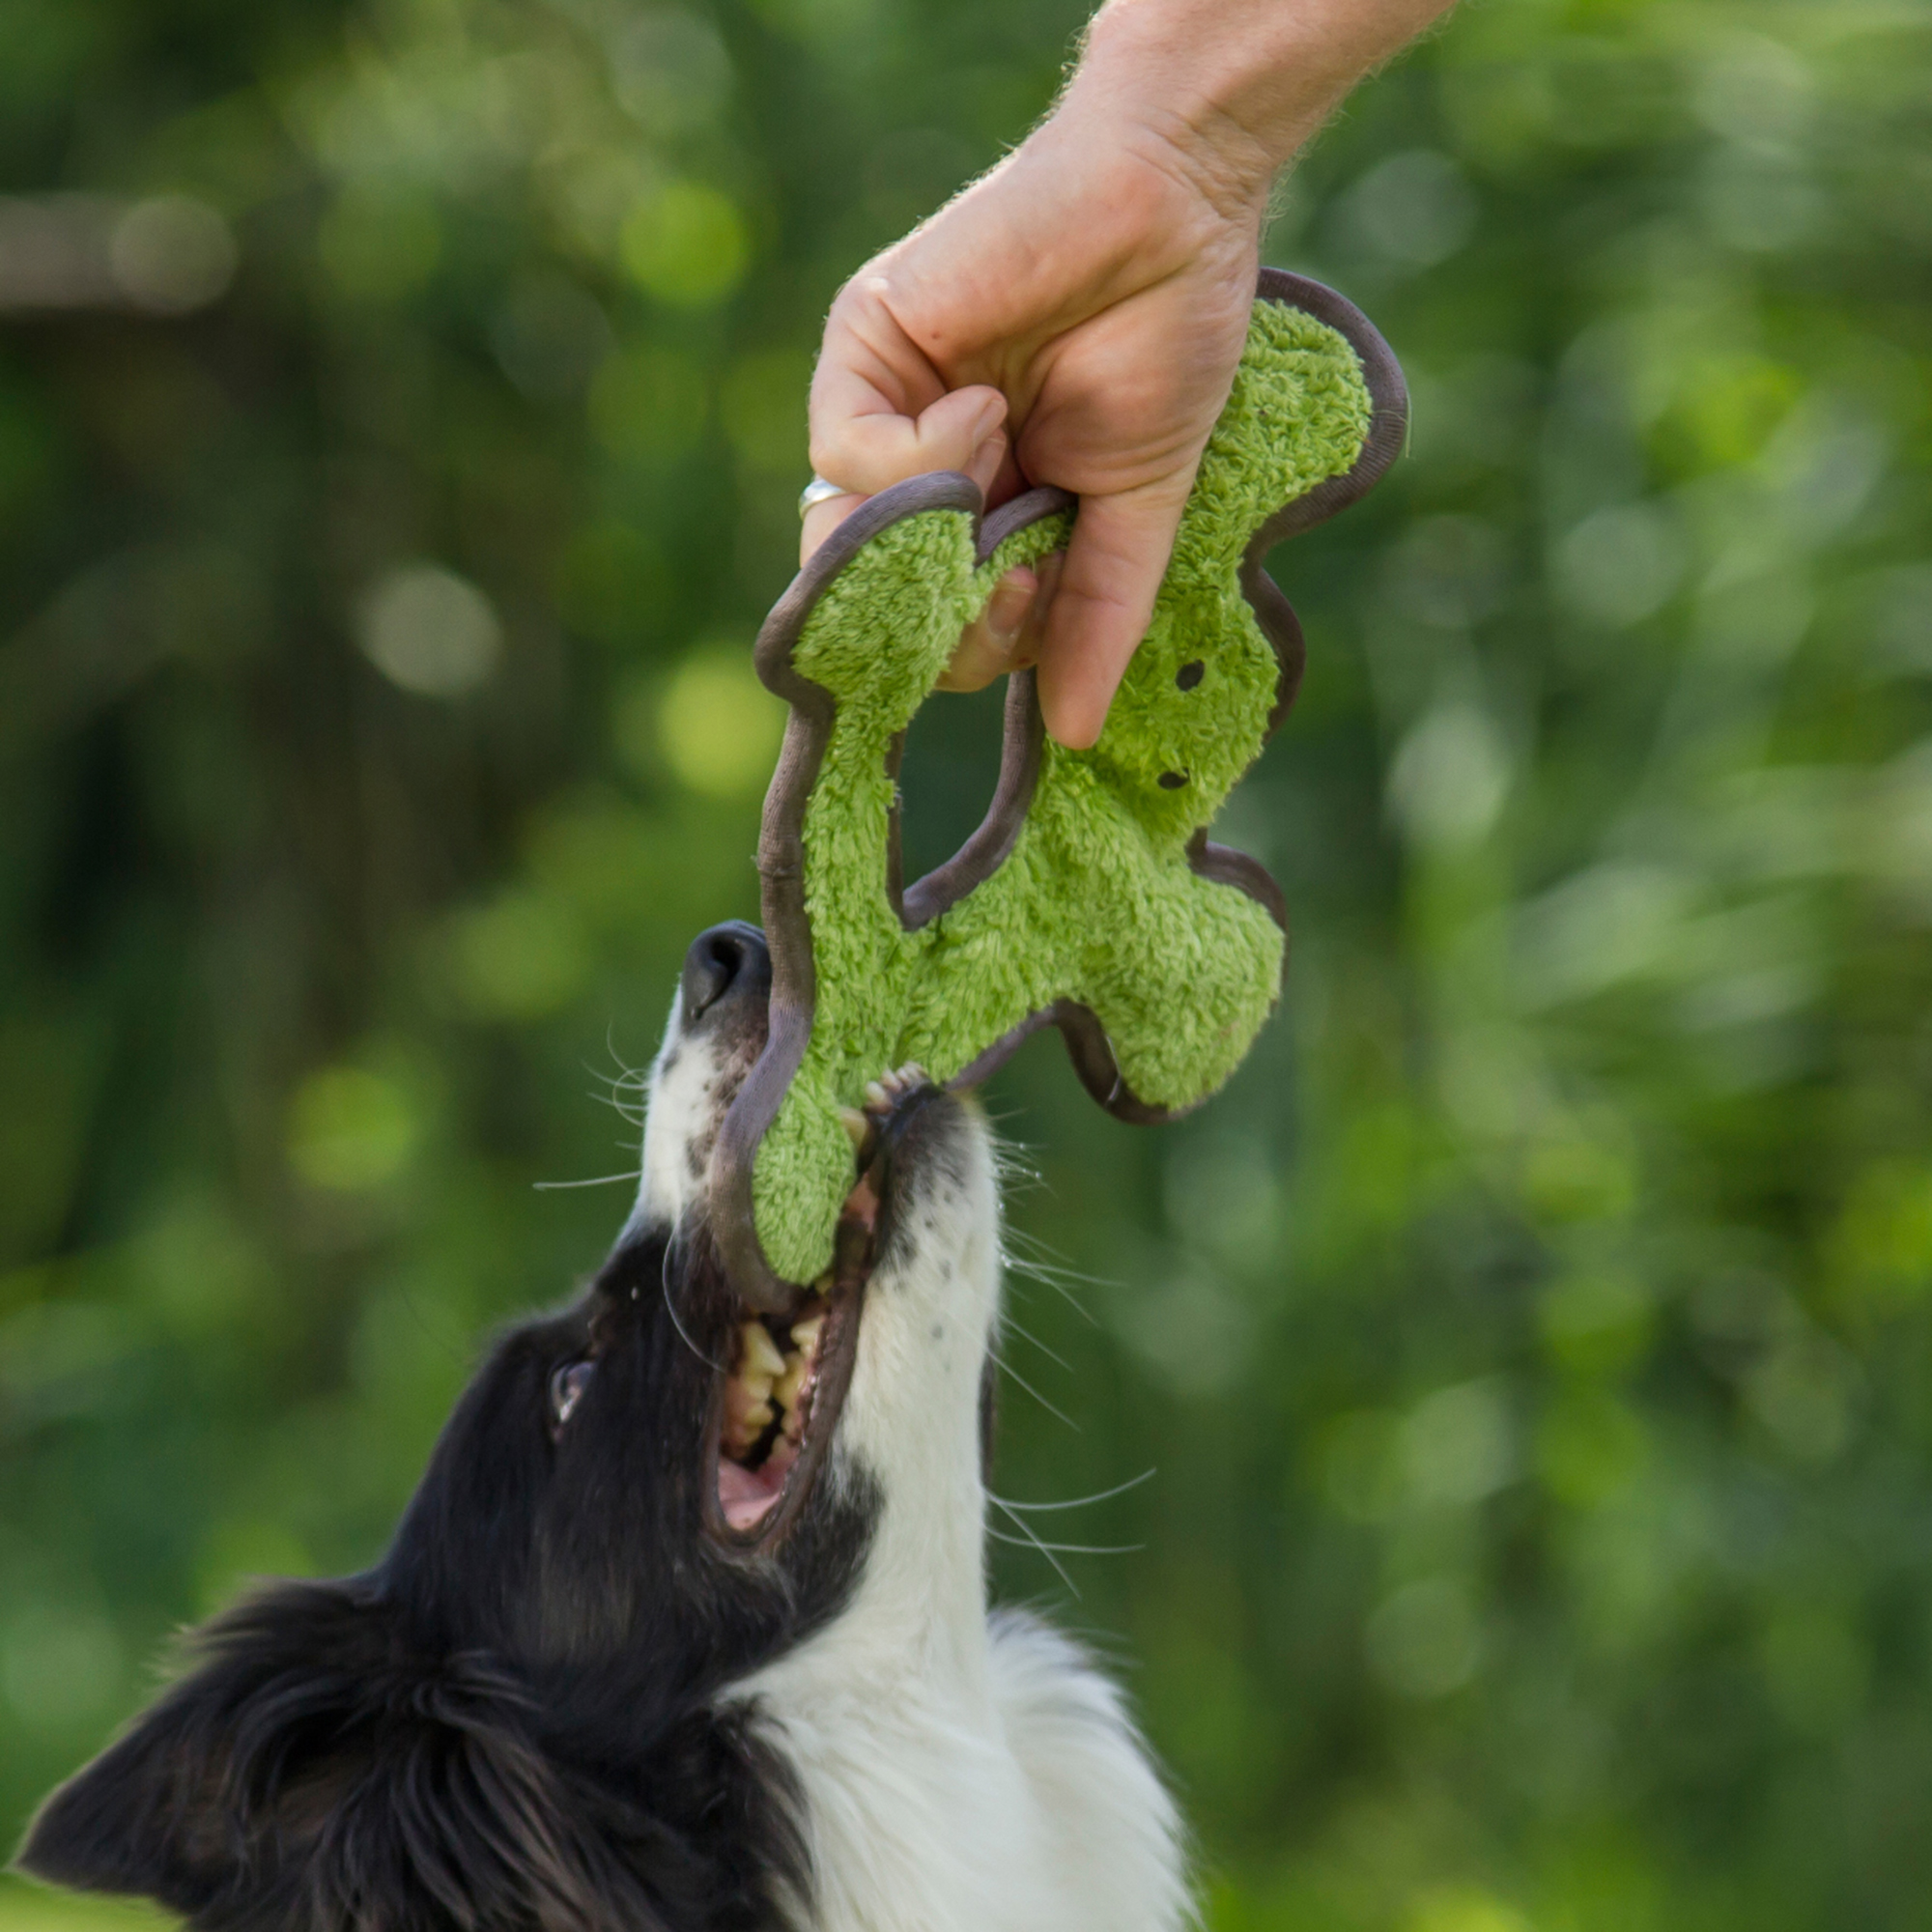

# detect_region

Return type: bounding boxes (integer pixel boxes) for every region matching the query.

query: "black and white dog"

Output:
[16,922,1187,1932]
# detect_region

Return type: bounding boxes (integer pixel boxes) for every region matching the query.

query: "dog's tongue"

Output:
[718,1439,796,1532]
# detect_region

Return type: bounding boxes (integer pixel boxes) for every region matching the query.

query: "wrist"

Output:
[1063,3,1301,220]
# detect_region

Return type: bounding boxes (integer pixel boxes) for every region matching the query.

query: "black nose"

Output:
[681,922,771,1025]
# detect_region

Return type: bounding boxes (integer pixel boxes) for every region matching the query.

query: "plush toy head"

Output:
[711,270,1406,1308]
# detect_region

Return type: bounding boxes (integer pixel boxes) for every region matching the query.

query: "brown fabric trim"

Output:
[902,666,1045,930]
[1247,269,1409,739]
[976,483,1076,566]
[711,276,1407,1298]
[903,485,1072,929]
[1187,827,1291,930]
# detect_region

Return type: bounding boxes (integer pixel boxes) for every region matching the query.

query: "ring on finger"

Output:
[798,474,853,518]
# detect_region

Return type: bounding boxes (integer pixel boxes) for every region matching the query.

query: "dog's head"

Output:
[16,922,1004,1932]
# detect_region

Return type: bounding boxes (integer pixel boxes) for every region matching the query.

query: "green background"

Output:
[3,1,1930,1927]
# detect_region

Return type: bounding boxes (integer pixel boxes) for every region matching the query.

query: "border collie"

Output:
[15,922,1188,1932]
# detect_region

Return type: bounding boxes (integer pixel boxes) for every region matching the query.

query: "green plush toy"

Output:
[711,270,1406,1306]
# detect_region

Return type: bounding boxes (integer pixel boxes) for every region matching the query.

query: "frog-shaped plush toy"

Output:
[711,270,1406,1308]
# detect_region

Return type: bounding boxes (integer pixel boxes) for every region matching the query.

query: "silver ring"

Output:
[798,474,854,518]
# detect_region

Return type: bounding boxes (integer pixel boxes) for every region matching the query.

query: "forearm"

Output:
[1064,0,1460,214]
[807,0,1459,744]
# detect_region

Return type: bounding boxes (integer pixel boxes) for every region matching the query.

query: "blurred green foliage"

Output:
[3,0,1932,1927]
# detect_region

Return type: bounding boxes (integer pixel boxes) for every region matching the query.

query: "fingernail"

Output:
[986,569,1036,649]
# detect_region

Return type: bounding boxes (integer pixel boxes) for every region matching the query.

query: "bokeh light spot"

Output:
[288,1066,421,1192]
[445,891,589,1021]
[619,182,748,308]
[653,646,785,798]
[355,562,502,697]
[1336,149,1478,268]
[1366,1576,1484,1697]
[1553,500,1689,628]
[317,183,441,302]
[108,196,238,314]
[610,11,732,135]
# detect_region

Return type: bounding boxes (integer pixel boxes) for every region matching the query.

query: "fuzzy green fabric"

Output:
[753,298,1376,1283]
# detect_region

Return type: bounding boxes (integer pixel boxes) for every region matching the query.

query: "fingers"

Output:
[801,387,1010,566]
[939,551,1066,693]
[1033,475,1194,749]
[939,563,1040,693]
[797,423,1007,567]
[810,382,1009,500]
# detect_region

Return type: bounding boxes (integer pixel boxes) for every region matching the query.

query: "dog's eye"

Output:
[550,1359,594,1429]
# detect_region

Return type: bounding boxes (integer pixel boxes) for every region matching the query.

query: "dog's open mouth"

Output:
[707,1064,927,1544]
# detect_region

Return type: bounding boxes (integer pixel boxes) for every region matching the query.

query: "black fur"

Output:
[14,1225,881,1932]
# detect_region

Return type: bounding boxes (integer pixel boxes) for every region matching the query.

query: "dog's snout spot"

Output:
[682,922,771,1025]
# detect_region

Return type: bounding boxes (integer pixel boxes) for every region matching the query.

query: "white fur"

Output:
[629,1006,725,1236]
[639,1018,1190,1932]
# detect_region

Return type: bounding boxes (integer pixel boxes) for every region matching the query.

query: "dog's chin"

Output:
[692,1074,941,1552]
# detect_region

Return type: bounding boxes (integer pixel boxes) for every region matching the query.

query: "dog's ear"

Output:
[14,1579,659,1932]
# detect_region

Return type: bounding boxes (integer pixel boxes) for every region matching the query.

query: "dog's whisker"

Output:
[1001,1228,1114,1274]
[984,1529,1144,1556]
[992,1353,1079,1434]
[532,1171,641,1191]
[988,1470,1155,1513]
[1013,1272,1094,1325]
[661,1241,727,1374]
[600,1021,649,1086]
[583,1060,649,1101]
[586,1083,649,1127]
[987,1147,1044,1195]
[1002,1229,1119,1287]
[999,1253,1100,1326]
[998,1316,1072,1374]
[987,1499,1082,1598]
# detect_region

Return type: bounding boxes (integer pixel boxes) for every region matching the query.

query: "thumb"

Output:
[1033,474,1194,750]
[807,383,1009,500]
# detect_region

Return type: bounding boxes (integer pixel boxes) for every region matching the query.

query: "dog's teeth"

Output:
[739,1321,786,1381]
[892,1062,925,1094]
[721,1391,768,1454]
[838,1107,869,1151]
[725,1373,774,1421]
[790,1313,825,1355]
[773,1350,808,1409]
[863,1080,889,1113]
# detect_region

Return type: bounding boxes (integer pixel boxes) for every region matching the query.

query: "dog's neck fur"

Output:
[638,1028,1187,1932]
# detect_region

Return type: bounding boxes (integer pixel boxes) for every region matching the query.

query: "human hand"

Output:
[802,95,1272,748]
